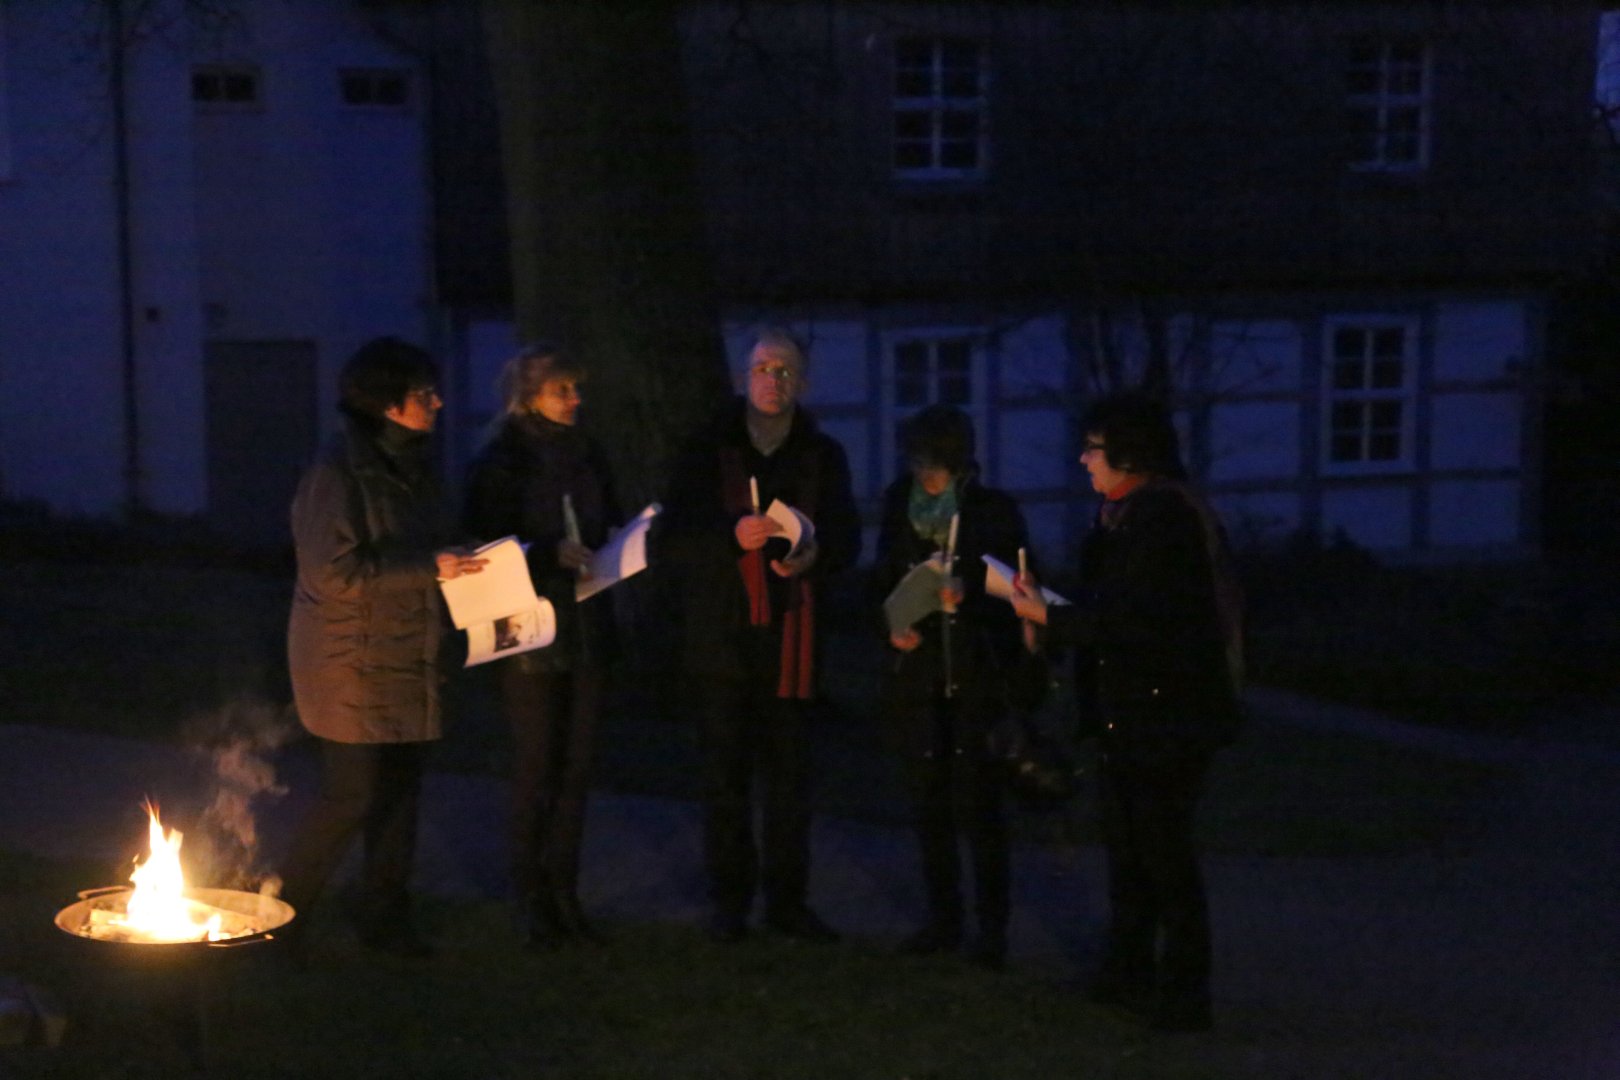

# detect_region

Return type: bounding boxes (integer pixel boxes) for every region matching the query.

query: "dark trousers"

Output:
[504,662,602,901]
[698,655,812,920]
[279,739,426,927]
[1095,749,1213,1005]
[893,692,1010,935]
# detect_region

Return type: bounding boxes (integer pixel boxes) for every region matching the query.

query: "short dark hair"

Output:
[339,337,437,419]
[1082,392,1187,480]
[902,403,976,476]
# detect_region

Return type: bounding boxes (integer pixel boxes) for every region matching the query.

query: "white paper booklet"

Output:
[463,604,556,667]
[883,558,948,637]
[577,503,661,602]
[764,498,815,558]
[981,554,1072,607]
[438,536,557,667]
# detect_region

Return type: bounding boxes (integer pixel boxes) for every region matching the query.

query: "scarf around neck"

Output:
[907,479,959,549]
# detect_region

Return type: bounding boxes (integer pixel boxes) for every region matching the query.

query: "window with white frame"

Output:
[192,64,262,108]
[1322,319,1416,470]
[1345,40,1429,171]
[887,333,985,470]
[892,37,987,181]
[340,68,410,109]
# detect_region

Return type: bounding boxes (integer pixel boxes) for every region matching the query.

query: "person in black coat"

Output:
[280,336,487,959]
[653,327,861,943]
[1012,393,1243,1032]
[464,343,623,948]
[872,404,1030,970]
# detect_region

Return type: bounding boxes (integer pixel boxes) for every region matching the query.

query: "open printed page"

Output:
[464,602,556,667]
[439,536,542,630]
[982,554,1072,607]
[764,498,815,558]
[883,559,949,638]
[577,503,661,602]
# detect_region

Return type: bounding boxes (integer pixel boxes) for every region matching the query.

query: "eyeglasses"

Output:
[1082,439,1107,453]
[407,387,441,405]
[750,364,799,384]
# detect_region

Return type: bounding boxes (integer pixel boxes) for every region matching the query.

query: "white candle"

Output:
[1018,546,1027,578]
[749,476,760,514]
[945,513,959,564]
[562,494,581,545]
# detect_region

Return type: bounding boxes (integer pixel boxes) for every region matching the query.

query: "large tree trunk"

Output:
[482,0,729,511]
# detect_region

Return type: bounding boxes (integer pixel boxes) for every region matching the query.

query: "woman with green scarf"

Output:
[871,404,1031,970]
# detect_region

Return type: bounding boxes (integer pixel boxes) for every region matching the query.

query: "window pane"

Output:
[1390,65,1423,95]
[939,140,978,169]
[896,343,928,374]
[939,375,971,406]
[1371,359,1402,389]
[1389,42,1424,67]
[1387,108,1421,136]
[895,39,932,69]
[894,112,931,140]
[223,74,256,102]
[192,72,220,101]
[937,341,971,374]
[376,76,407,106]
[940,40,978,71]
[1347,44,1378,69]
[1333,360,1364,390]
[1345,68,1379,95]
[895,142,932,170]
[1373,328,1404,358]
[895,69,932,97]
[1370,401,1402,428]
[1331,401,1363,430]
[341,74,370,105]
[896,375,927,407]
[941,110,979,139]
[1369,432,1400,460]
[1333,327,1363,359]
[1330,434,1362,462]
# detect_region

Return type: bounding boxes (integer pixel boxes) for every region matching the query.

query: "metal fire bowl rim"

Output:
[54,885,296,945]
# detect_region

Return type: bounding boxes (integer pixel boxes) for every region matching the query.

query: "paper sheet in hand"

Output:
[439,536,542,629]
[982,554,1071,607]
[463,603,555,667]
[764,499,814,558]
[577,503,661,602]
[883,559,948,637]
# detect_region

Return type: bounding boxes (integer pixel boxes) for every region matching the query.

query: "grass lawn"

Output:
[0,558,1513,860]
[3,850,1209,1080]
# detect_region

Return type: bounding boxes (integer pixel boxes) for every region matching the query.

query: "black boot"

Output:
[554,893,606,946]
[524,892,567,951]
[966,926,1006,971]
[895,918,962,956]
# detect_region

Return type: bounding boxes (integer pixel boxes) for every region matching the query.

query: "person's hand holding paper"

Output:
[764,498,817,578]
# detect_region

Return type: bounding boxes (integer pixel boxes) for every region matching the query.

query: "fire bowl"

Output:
[55,886,295,963]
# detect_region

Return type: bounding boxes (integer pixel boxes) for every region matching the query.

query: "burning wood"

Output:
[57,802,291,946]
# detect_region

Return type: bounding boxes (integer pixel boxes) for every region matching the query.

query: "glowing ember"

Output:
[107,803,225,943]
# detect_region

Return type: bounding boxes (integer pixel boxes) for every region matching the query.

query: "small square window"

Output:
[340,69,410,109]
[192,65,260,108]
[891,36,987,181]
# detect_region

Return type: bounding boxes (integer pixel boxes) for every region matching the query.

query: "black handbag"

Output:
[988,713,1080,810]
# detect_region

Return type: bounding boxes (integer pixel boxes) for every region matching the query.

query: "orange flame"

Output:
[113,802,224,942]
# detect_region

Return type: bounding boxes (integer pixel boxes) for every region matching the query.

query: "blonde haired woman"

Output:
[464,343,622,948]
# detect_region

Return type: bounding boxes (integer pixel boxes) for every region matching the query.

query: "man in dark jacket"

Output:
[1012,393,1242,1032]
[280,337,485,958]
[655,327,860,943]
